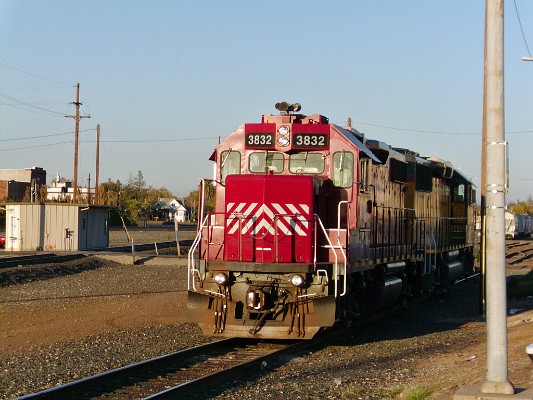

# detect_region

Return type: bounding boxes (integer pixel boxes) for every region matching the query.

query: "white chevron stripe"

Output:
[243,204,275,234]
[271,203,303,236]
[273,203,309,235]
[225,202,310,236]
[285,203,310,229]
[251,218,275,235]
[227,202,257,234]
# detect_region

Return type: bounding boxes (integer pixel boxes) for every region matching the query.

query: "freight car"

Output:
[505,211,533,239]
[188,103,476,339]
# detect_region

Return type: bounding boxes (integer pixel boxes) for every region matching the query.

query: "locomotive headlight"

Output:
[290,274,306,287]
[278,125,290,136]
[213,272,229,286]
[277,136,290,147]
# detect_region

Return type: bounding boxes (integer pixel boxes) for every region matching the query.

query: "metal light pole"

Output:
[480,0,514,395]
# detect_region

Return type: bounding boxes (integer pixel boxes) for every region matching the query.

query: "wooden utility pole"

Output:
[95,124,100,205]
[65,83,90,203]
[87,174,91,204]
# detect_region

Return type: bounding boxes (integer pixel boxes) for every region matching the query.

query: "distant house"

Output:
[147,198,187,222]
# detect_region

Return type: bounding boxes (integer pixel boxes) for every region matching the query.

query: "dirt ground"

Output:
[1,235,532,398]
[0,256,189,353]
[429,303,533,398]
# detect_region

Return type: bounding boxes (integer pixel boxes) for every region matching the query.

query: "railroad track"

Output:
[105,239,193,253]
[17,338,307,400]
[0,253,86,269]
[506,240,533,265]
[0,240,194,269]
[12,271,483,400]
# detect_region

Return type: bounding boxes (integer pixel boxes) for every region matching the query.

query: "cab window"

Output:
[453,184,465,202]
[360,158,370,192]
[289,153,325,174]
[220,150,240,183]
[249,152,284,173]
[333,151,354,188]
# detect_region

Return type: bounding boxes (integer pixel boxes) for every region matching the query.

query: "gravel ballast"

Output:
[1,243,532,399]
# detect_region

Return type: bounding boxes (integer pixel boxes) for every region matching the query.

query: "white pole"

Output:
[481,0,514,394]
[175,216,181,255]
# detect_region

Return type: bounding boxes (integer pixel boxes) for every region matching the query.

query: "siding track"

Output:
[17,338,306,400]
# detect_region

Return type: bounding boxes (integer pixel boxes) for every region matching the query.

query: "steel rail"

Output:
[0,253,86,269]
[0,240,194,269]
[16,338,307,400]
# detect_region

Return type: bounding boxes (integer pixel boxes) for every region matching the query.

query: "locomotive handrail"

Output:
[188,214,210,291]
[274,216,279,262]
[316,269,328,285]
[373,205,416,211]
[337,200,350,296]
[314,214,347,301]
[416,216,469,251]
[337,200,350,240]
[427,226,436,276]
[198,179,207,233]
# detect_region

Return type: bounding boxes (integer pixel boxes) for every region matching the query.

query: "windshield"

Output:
[289,152,325,174]
[249,152,284,173]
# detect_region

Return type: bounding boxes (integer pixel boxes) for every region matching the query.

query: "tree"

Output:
[32,169,182,226]
[38,185,48,203]
[21,187,31,202]
[508,194,533,215]
[128,170,146,192]
[184,182,216,222]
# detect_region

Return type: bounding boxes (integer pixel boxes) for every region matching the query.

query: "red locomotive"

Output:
[188,103,476,339]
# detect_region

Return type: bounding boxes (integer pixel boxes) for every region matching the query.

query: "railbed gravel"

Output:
[1,244,531,399]
[188,290,485,400]
[2,323,208,398]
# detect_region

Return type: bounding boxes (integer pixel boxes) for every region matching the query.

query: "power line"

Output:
[94,136,221,143]
[339,119,532,135]
[0,92,66,116]
[0,101,67,117]
[513,0,532,58]
[0,141,73,152]
[0,62,72,85]
[0,128,95,142]
[0,136,221,151]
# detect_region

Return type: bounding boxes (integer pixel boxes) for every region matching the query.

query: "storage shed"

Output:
[3,203,111,251]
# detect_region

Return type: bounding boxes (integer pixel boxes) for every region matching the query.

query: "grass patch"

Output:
[384,385,435,399]
[343,385,436,399]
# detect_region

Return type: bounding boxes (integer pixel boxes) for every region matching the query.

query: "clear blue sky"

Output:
[1,1,532,202]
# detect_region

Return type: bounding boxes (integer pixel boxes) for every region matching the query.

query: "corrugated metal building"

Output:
[3,203,111,251]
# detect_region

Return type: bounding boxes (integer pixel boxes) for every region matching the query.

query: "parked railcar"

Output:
[188,104,476,339]
[506,212,533,239]
[506,212,519,239]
